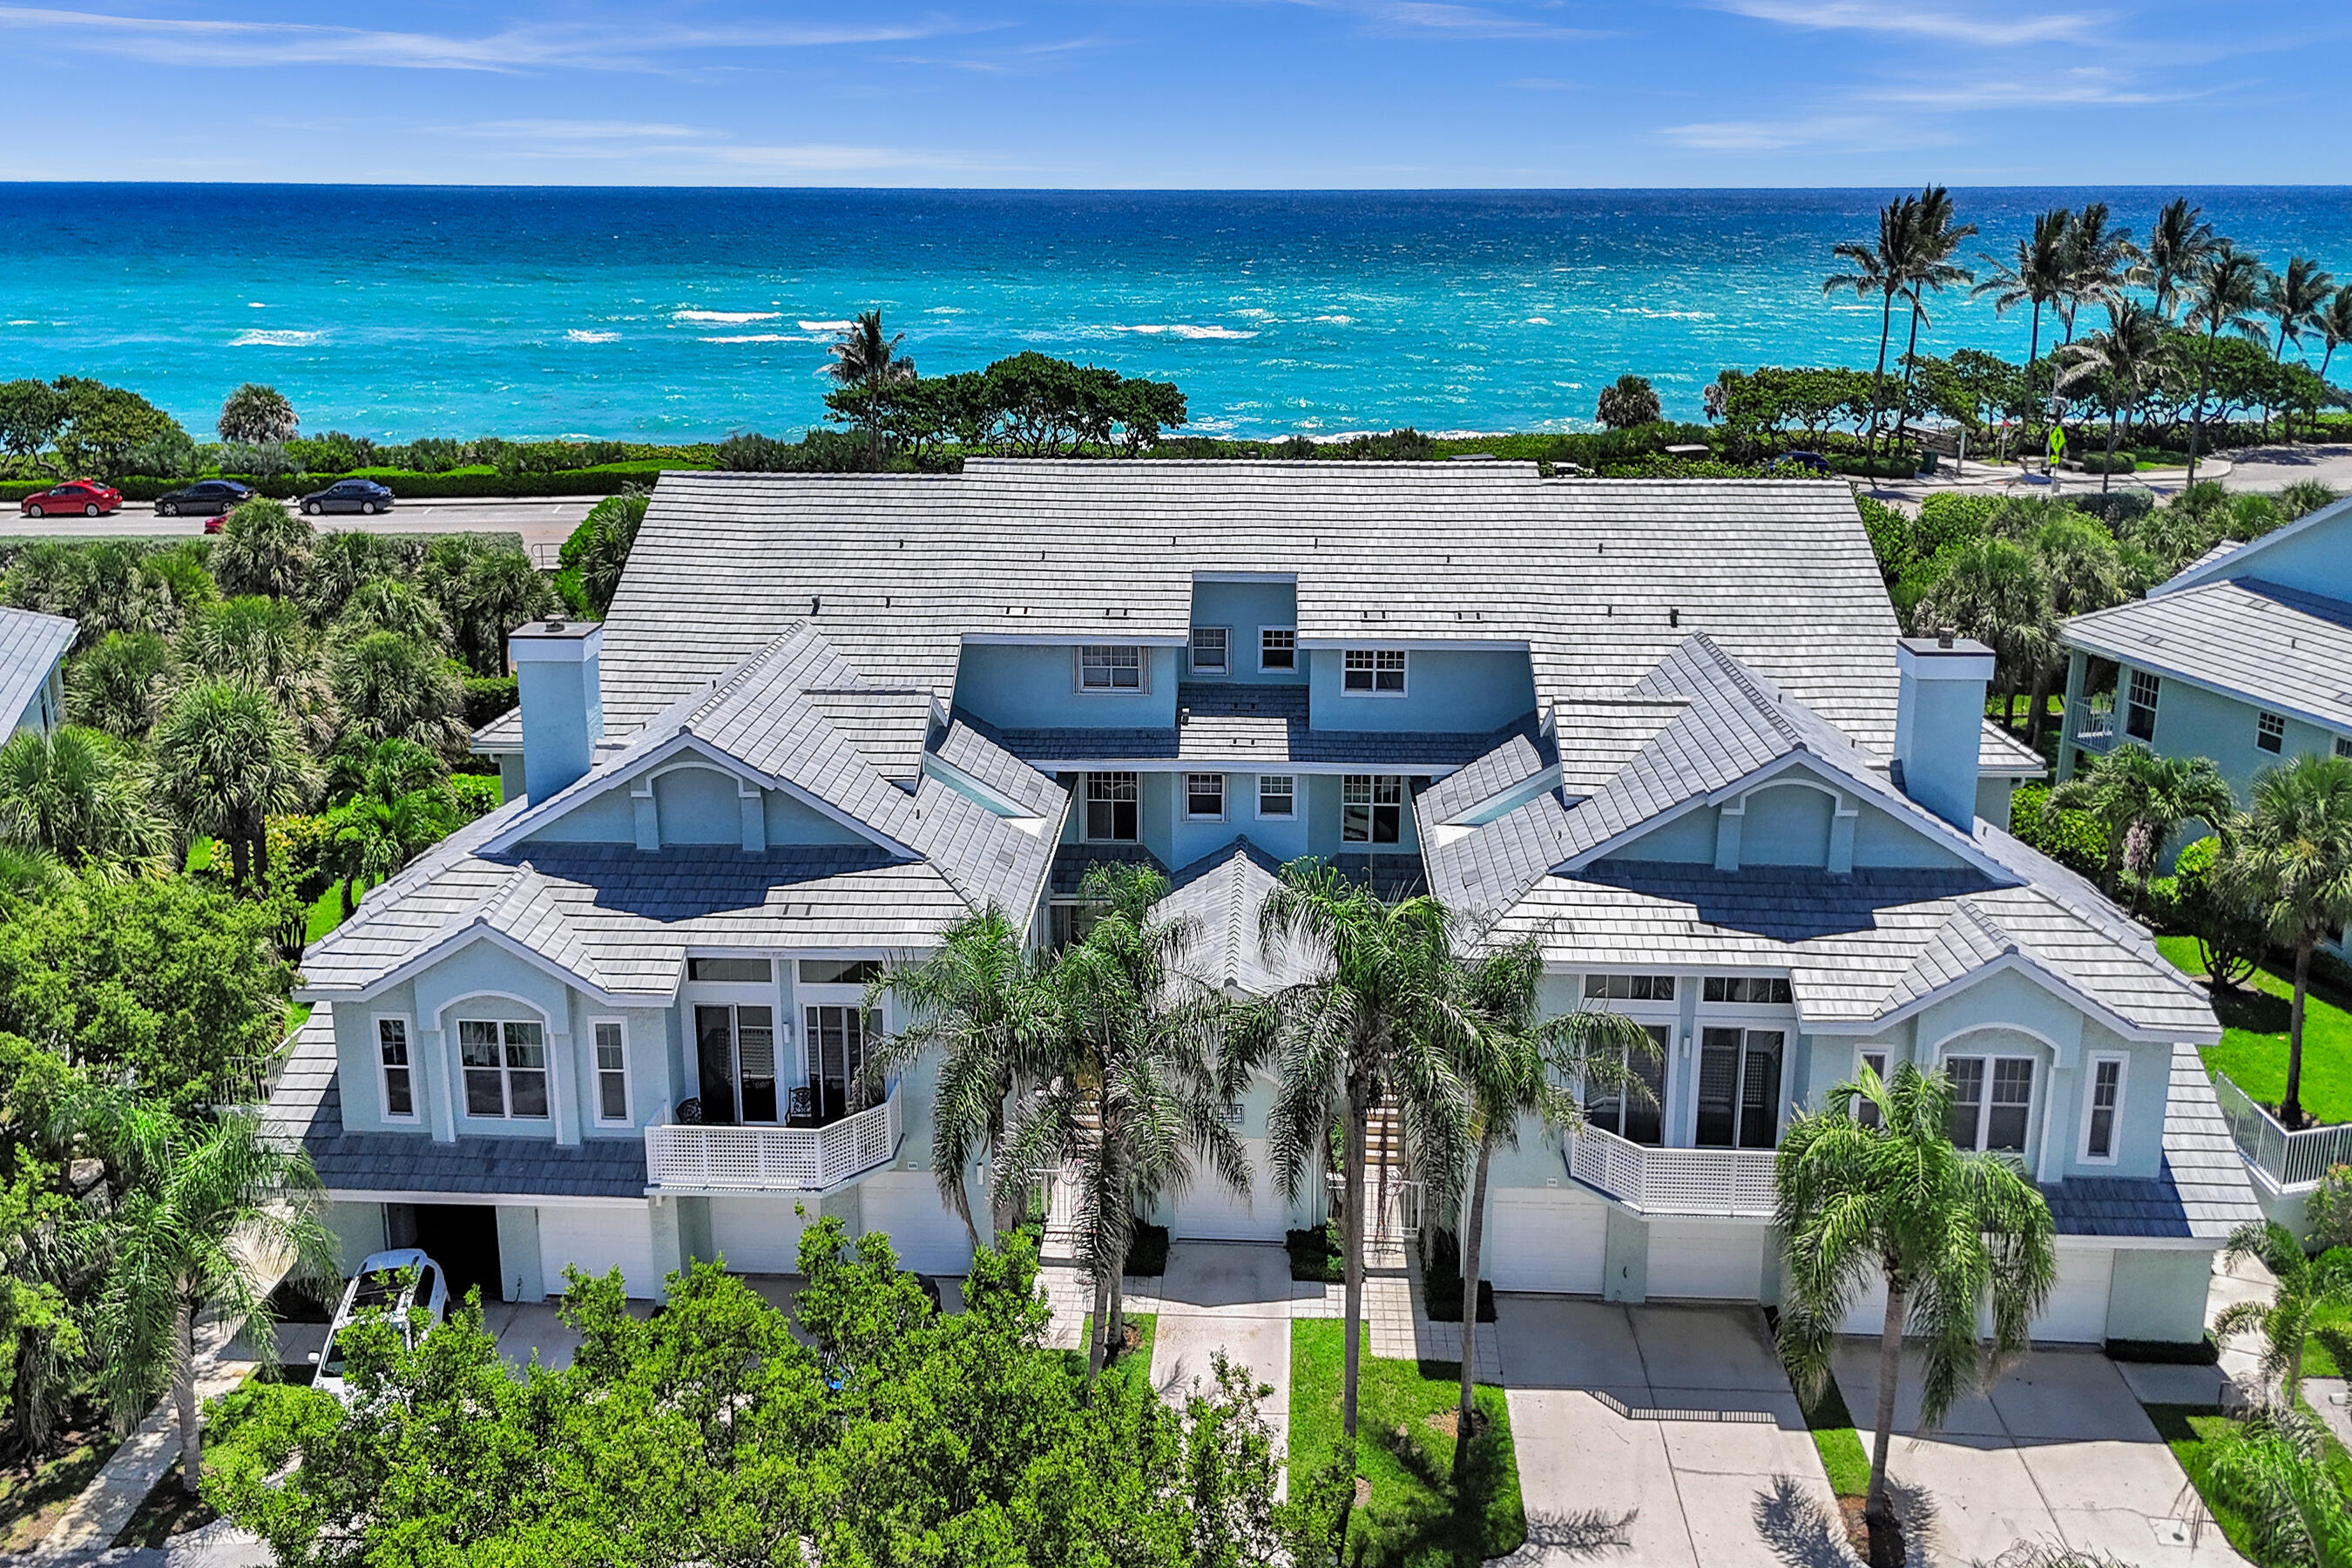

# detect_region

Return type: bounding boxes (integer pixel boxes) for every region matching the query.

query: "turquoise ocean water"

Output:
[3,185,2350,443]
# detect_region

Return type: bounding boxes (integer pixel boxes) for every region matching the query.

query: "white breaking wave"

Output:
[699,334,808,343]
[231,329,319,347]
[1524,316,1552,326]
[566,329,619,342]
[1313,314,1356,326]
[675,309,781,323]
[799,319,854,332]
[1112,324,1259,340]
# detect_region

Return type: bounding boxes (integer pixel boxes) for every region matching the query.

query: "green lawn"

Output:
[2146,1404,2261,1563]
[2159,936,2352,1124]
[1794,1374,1872,1499]
[1288,1319,1524,1568]
[0,1429,118,1553]
[1064,1312,1157,1402]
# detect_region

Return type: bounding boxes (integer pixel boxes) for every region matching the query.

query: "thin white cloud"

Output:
[456,119,705,139]
[1268,0,1607,41]
[1712,0,2105,47]
[1658,113,1882,152]
[1869,69,2218,108]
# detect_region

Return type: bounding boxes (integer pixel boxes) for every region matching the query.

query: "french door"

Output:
[804,1005,877,1122]
[1695,1027,1784,1149]
[694,1004,778,1125]
[1585,1024,1671,1145]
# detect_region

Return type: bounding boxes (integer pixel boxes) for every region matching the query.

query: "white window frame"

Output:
[1256,774,1296,820]
[1943,1052,2035,1154]
[1190,626,1229,676]
[1855,1048,1889,1128]
[2125,669,2159,741]
[591,1017,632,1127]
[456,1017,551,1122]
[2256,710,2285,754]
[1342,774,1405,843]
[2078,1051,2128,1165]
[1342,648,1408,696]
[1077,644,1147,694]
[1185,772,1227,821]
[1259,627,1296,672]
[375,1013,418,1123]
[1084,770,1140,842]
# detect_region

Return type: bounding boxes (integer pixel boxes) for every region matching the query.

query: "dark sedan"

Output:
[154,479,253,517]
[299,479,395,516]
[19,478,123,517]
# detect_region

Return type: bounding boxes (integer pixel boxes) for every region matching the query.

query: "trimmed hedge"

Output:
[1,460,689,504]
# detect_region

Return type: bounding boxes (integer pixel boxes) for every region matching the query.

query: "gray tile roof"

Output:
[0,606,74,729]
[263,1014,648,1199]
[471,705,521,753]
[1553,700,1687,795]
[2040,1044,2261,1240]
[930,719,1064,817]
[1419,733,1551,824]
[1977,719,2047,777]
[800,688,936,786]
[1049,841,1166,898]
[2064,577,2352,733]
[598,465,1902,752]
[1159,838,1319,995]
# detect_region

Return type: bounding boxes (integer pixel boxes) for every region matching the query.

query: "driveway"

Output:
[1495,1297,1854,1568]
[1149,1242,1295,1458]
[1828,1343,2243,1567]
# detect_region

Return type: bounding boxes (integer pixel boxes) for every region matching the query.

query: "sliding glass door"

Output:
[693,1004,778,1125]
[804,1005,876,1122]
[1694,1027,1784,1149]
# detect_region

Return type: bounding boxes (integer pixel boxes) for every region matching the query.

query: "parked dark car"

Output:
[1771,450,1831,475]
[300,478,395,516]
[18,478,123,517]
[154,479,253,517]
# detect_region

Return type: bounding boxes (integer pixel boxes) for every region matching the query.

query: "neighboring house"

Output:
[0,606,76,736]
[2058,499,2352,934]
[266,463,2253,1348]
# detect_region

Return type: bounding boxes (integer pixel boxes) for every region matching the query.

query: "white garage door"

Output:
[1173,1138,1290,1242]
[538,1204,659,1298]
[858,1173,974,1274]
[711,1196,811,1274]
[1647,1220,1767,1301]
[1486,1188,1606,1294]
[2034,1247,2114,1343]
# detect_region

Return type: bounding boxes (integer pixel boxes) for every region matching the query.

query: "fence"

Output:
[645,1086,900,1192]
[2212,1072,2352,1192]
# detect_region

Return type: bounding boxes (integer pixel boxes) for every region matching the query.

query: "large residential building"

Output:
[263,463,2254,1346]
[0,605,75,737]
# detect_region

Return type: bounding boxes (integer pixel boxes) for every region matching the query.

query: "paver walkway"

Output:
[1493,1297,1851,1568]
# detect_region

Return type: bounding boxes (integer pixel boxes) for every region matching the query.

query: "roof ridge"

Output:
[1689,632,1807,748]
[686,622,817,729]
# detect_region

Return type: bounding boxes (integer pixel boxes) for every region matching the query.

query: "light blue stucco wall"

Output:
[954,643,1180,731]
[1188,580,1303,685]
[1061,768,1416,869]
[1740,784,1834,867]
[1304,646,1536,734]
[2203,510,2352,602]
[524,790,637,844]
[1848,805,1970,868]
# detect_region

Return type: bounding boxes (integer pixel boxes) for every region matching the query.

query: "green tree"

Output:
[305,531,396,624]
[2315,289,2352,385]
[2203,1406,2352,1568]
[0,380,67,471]
[2055,299,2171,491]
[455,548,560,673]
[209,497,315,601]
[1971,208,2072,443]
[0,726,171,869]
[1889,185,1976,451]
[2055,201,2135,346]
[152,679,320,890]
[871,907,1057,1254]
[216,384,298,446]
[828,309,915,463]
[1825,194,1924,456]
[66,630,174,739]
[329,631,468,754]
[321,737,460,920]
[1908,537,2052,733]
[2046,744,2234,908]
[1595,374,1662,429]
[1258,867,1471,1443]
[1776,1062,2057,1568]
[179,596,338,751]
[47,379,179,480]
[2182,242,2274,483]
[2131,198,2220,324]
[2265,256,2335,369]
[2212,1220,2352,1404]
[58,1090,330,1495]
[557,490,648,618]
[2217,754,2352,1127]
[332,575,449,648]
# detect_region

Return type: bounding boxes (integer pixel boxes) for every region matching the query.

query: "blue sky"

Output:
[0,0,2342,187]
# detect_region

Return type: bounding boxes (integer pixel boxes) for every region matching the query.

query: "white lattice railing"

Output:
[2213,1072,2352,1192]
[1569,1125,1777,1217]
[645,1085,901,1193]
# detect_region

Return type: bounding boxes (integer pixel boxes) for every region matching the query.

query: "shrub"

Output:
[462,674,517,730]
[2308,1168,2352,1252]
[219,441,294,480]
[1596,375,1663,429]
[450,773,504,820]
[2170,835,2266,987]
[2277,479,2341,522]
[267,813,337,907]
[392,437,465,474]
[2075,449,2138,475]
[1330,428,1436,460]
[1421,1230,1497,1323]
[1854,496,1916,585]
[2068,488,2154,527]
[1915,491,1997,556]
[126,427,200,480]
[715,431,796,471]
[1286,1225,1342,1283]
[2008,784,2107,879]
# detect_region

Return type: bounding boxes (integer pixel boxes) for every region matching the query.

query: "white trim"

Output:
[1258,625,1299,672]
[1340,647,1409,697]
[591,1017,632,1127]
[1805,950,2218,1046]
[1296,637,1529,653]
[2064,627,2352,742]
[1080,769,1142,843]
[298,922,629,1008]
[322,1189,650,1210]
[1075,644,1152,695]
[1255,774,1297,820]
[1184,772,1228,821]
[444,995,557,1125]
[1934,1044,2038,1156]
[1189,625,1231,676]
[373,1012,420,1124]
[2078,1050,2129,1166]
[1923,1017,2067,1057]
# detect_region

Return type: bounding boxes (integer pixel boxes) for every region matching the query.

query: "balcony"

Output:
[2214,1071,2352,1193]
[1568,1125,1777,1217]
[644,1084,902,1194]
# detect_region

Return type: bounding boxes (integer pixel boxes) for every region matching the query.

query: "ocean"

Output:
[4,185,2351,443]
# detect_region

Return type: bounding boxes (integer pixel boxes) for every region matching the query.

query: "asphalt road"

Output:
[0,494,592,558]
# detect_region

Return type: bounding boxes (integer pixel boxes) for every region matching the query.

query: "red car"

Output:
[18,478,124,518]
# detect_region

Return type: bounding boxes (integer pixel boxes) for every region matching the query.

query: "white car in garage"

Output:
[312,1248,449,1402]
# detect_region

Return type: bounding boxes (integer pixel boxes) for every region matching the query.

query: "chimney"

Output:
[1893,634,1992,830]
[510,618,604,802]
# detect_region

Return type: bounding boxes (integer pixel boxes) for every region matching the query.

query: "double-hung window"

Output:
[1342,648,1407,694]
[459,1019,549,1120]
[1078,645,1144,692]
[2125,670,2159,741]
[376,1018,416,1121]
[1186,773,1227,820]
[1260,628,1296,671]
[593,1021,630,1125]
[1257,775,1295,819]
[2080,1054,2126,1163]
[2337,736,2352,760]
[1945,1054,2033,1153]
[2257,711,2286,754]
[1342,774,1403,843]
[1190,627,1229,675]
[1855,1049,1890,1128]
[1085,771,1139,841]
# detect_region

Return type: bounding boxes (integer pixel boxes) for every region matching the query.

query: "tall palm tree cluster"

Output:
[0,500,548,892]
[1831,193,2349,472]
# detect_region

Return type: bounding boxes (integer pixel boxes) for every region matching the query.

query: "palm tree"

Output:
[1259,866,1473,1442]
[2132,198,2220,324]
[329,631,469,754]
[830,311,916,464]
[999,863,1248,1380]
[0,725,172,869]
[307,530,395,623]
[2213,1220,2352,1405]
[2315,290,2352,385]
[2202,1406,2352,1568]
[1972,208,2072,449]
[2057,202,2136,346]
[2046,744,2234,908]
[2216,754,2352,1127]
[1777,1062,2057,1568]
[1889,186,1976,452]
[321,737,462,919]
[208,497,315,601]
[2054,299,2170,491]
[2181,243,2274,483]
[179,596,339,751]
[1825,195,1922,459]
[1446,936,1651,1480]
[335,576,452,648]
[871,907,1058,1254]
[57,1090,333,1495]
[65,630,174,739]
[1909,537,2052,732]
[456,549,561,674]
[2262,256,2335,438]
[152,679,320,890]
[2020,514,2129,747]
[565,491,649,618]
[215,382,299,445]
